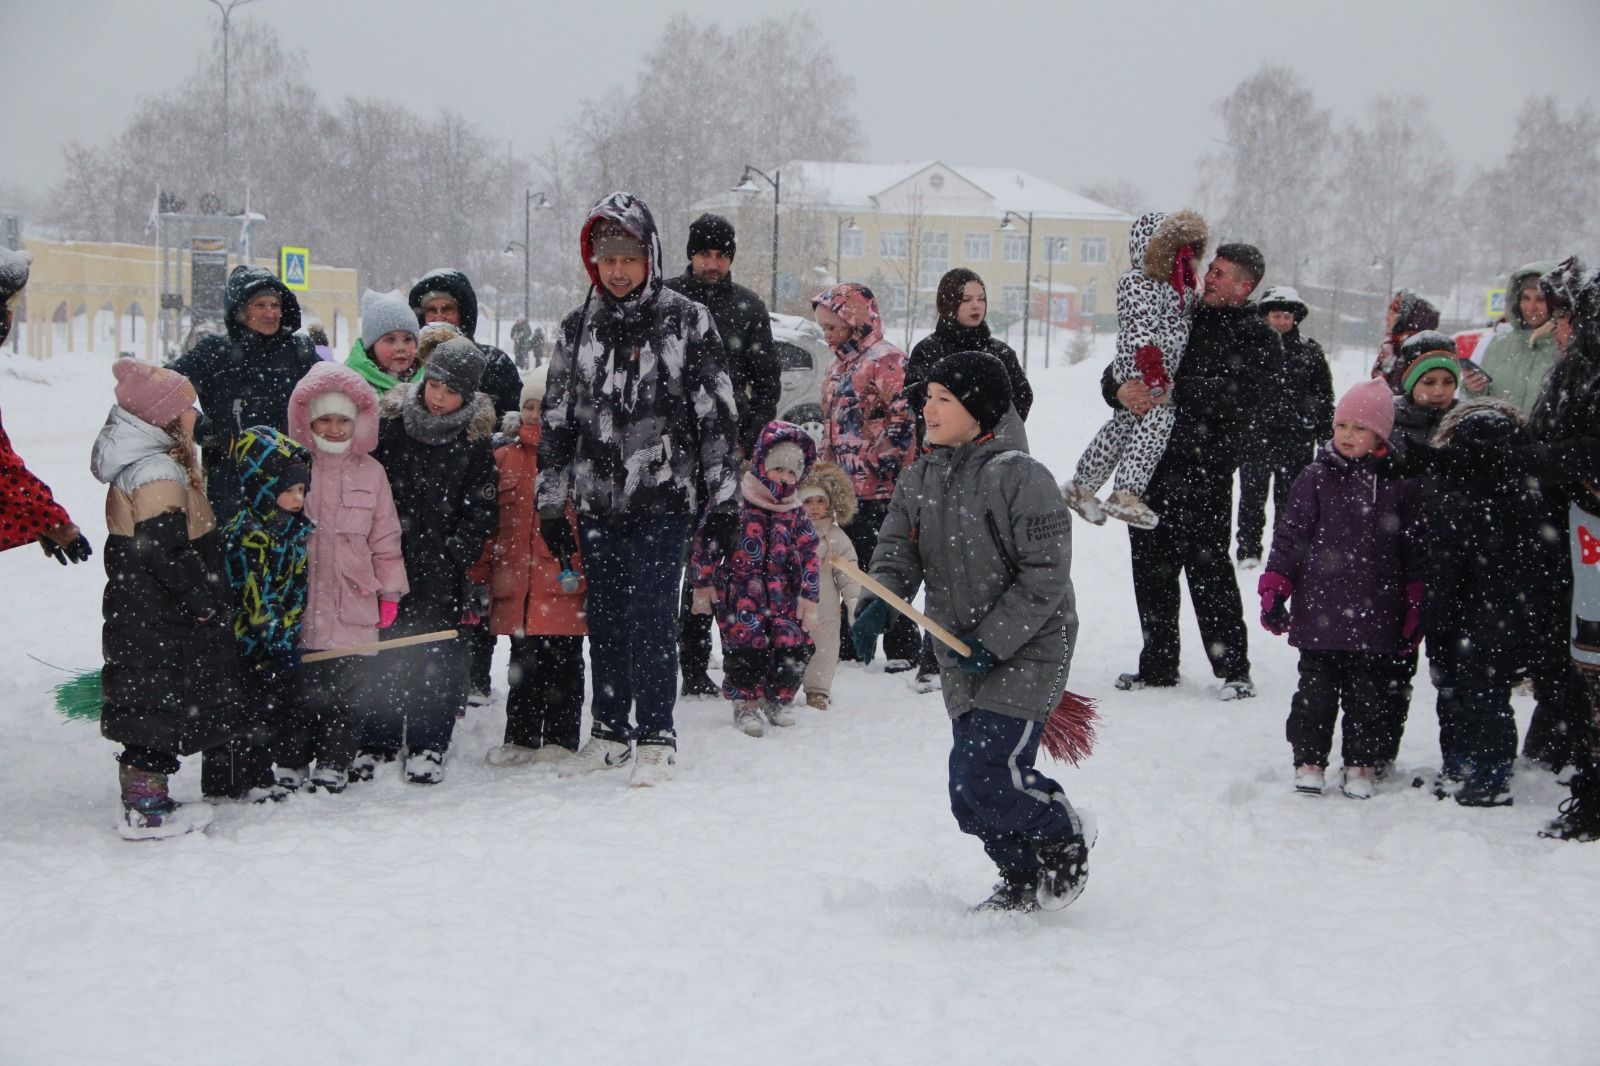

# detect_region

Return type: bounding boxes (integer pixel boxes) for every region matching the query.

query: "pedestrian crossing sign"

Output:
[1486,288,1505,319]
[280,246,310,291]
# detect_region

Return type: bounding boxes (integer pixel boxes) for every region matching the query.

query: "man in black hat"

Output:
[665,213,781,697]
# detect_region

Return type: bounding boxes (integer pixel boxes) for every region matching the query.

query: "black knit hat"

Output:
[687,213,736,260]
[922,350,1013,434]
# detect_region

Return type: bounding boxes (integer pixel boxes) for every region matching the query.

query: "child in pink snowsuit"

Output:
[691,421,822,737]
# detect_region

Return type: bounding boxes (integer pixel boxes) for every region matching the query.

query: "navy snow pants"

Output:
[948,708,1082,873]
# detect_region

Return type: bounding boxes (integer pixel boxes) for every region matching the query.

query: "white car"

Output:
[770,313,834,445]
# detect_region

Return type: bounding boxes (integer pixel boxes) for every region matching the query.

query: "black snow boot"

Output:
[1035,834,1091,911]
[1541,769,1600,842]
[680,671,721,698]
[972,869,1040,913]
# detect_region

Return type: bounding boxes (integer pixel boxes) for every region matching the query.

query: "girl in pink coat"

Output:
[283,362,408,792]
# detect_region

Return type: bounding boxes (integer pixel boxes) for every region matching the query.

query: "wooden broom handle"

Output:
[829,557,972,657]
[300,628,460,663]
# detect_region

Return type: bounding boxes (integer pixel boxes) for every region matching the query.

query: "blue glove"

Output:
[952,640,998,675]
[851,596,889,664]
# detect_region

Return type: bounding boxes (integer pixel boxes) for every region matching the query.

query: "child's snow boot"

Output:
[680,671,721,698]
[1294,764,1325,795]
[762,699,795,728]
[1219,677,1256,701]
[118,764,213,841]
[275,764,309,792]
[404,748,446,785]
[972,869,1041,913]
[1102,490,1160,530]
[1035,833,1091,911]
[1341,766,1376,800]
[1061,480,1108,526]
[1456,760,1513,807]
[1540,768,1600,841]
[308,762,349,793]
[804,690,829,711]
[734,701,766,737]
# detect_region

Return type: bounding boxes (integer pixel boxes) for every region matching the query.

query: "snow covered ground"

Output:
[3,337,1597,1065]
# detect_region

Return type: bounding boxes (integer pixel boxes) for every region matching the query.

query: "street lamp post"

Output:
[522,190,551,318]
[734,165,781,307]
[834,216,859,282]
[203,0,262,215]
[1000,211,1034,370]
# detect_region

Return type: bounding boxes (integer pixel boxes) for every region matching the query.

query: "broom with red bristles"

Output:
[831,559,1098,765]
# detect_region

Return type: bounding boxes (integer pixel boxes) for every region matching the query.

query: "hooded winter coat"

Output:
[536,192,741,519]
[1265,443,1425,652]
[1478,261,1560,415]
[91,406,241,753]
[1114,210,1207,380]
[906,318,1032,446]
[813,283,916,501]
[871,412,1076,723]
[468,412,587,638]
[1372,290,1442,394]
[663,267,779,454]
[690,421,821,651]
[220,427,314,660]
[287,363,408,651]
[0,409,72,551]
[169,265,320,517]
[376,384,499,633]
[407,269,524,419]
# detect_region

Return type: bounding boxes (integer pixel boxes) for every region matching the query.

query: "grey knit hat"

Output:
[361,288,418,350]
[424,337,486,398]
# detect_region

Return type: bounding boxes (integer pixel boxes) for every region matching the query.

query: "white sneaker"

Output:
[762,700,796,728]
[1061,480,1109,525]
[630,741,676,787]
[529,744,576,765]
[1236,555,1263,570]
[1341,766,1376,800]
[1219,678,1256,701]
[557,736,632,777]
[119,800,214,841]
[485,743,538,768]
[275,765,309,791]
[734,703,766,737]
[1294,765,1325,795]
[404,749,446,785]
[308,764,349,794]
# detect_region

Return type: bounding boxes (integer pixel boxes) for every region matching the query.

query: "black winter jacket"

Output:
[169,265,320,517]
[1102,301,1282,476]
[408,269,524,419]
[663,269,778,454]
[907,320,1033,446]
[1247,326,1332,446]
[375,387,500,633]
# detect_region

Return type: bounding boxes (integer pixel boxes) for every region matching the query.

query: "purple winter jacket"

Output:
[1265,443,1426,652]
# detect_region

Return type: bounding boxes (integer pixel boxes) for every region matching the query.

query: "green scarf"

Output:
[346,339,405,393]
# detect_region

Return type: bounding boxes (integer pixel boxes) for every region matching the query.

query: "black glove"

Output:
[951,640,998,676]
[539,513,578,565]
[38,529,93,566]
[701,507,739,566]
[1261,593,1290,635]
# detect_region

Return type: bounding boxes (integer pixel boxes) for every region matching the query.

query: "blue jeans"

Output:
[580,514,693,742]
[948,708,1081,872]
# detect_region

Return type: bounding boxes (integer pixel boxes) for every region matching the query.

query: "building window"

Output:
[1001,285,1027,316]
[1081,236,1108,265]
[879,229,909,260]
[963,232,991,261]
[886,282,909,312]
[841,227,864,258]
[1002,233,1029,264]
[1081,286,1097,316]
[1044,236,1070,265]
[919,231,949,290]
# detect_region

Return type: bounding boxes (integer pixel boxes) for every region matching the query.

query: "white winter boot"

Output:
[1061,480,1109,525]
[762,699,796,728]
[734,701,766,737]
[557,735,632,777]
[630,737,677,787]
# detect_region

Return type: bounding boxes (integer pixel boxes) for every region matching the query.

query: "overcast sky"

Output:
[5,0,1598,212]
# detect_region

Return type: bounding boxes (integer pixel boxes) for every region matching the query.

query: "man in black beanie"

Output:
[666,213,781,697]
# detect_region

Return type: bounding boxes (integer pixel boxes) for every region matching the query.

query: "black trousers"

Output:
[845,498,920,663]
[1286,649,1407,768]
[1432,668,1518,775]
[1236,439,1312,559]
[1128,465,1249,683]
[677,568,715,678]
[505,634,585,751]
[277,655,375,770]
[202,657,292,797]
[469,622,496,695]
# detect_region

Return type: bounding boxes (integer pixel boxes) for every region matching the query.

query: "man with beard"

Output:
[1102,243,1282,700]
[664,214,781,697]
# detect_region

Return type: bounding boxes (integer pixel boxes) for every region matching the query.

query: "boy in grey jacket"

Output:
[853,351,1091,913]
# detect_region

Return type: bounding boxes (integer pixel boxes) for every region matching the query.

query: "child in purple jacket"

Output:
[1258,379,1426,798]
[691,421,822,737]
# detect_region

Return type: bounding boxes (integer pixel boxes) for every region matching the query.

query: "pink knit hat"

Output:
[1334,378,1395,442]
[112,358,197,427]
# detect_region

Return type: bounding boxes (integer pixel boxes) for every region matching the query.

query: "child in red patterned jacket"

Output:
[691,421,822,737]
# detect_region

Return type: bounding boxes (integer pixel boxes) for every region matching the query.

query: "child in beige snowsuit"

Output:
[798,462,861,709]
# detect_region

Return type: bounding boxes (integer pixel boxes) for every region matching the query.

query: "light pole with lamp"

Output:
[833,216,859,282]
[999,211,1033,370]
[203,0,263,215]
[521,190,552,318]
[733,165,781,307]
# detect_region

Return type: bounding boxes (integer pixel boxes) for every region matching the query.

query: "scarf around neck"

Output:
[401,382,476,445]
[741,470,802,512]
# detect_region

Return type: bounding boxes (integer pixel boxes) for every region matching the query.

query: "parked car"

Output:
[770,313,833,445]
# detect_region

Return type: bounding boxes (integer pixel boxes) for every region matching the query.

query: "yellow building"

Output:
[12,238,358,362]
[700,160,1134,328]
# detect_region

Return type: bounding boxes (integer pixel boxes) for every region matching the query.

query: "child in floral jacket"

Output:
[692,421,821,736]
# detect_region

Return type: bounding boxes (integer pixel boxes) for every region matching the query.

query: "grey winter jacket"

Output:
[870,412,1077,723]
[537,193,741,518]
